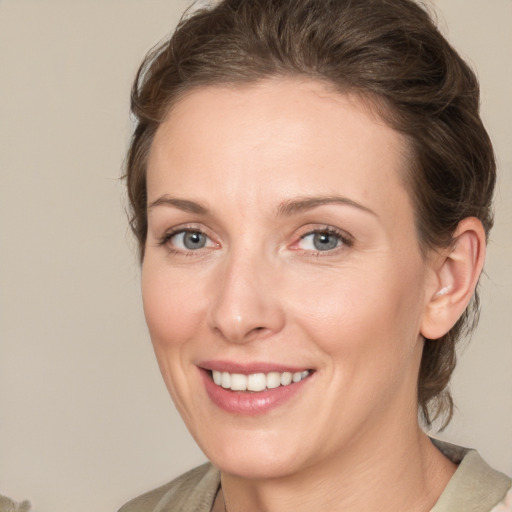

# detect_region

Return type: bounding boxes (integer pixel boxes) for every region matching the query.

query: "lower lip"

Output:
[200,370,310,415]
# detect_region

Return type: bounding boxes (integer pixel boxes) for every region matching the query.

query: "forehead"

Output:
[147,78,413,223]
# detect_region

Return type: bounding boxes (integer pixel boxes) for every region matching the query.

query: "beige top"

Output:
[0,496,31,512]
[118,441,512,512]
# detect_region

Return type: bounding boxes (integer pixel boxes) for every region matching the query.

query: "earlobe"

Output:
[421,217,486,340]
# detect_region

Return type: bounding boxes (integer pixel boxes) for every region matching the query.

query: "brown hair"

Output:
[125,0,496,427]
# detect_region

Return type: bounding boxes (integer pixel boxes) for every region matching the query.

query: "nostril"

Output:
[250,326,266,335]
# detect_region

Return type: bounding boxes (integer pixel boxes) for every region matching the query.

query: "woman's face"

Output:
[142,79,436,479]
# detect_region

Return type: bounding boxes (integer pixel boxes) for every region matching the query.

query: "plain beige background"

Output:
[0,1,510,511]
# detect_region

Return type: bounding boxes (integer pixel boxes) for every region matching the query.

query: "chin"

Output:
[212,451,301,480]
[196,427,307,480]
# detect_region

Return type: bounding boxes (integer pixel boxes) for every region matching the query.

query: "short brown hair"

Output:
[125,0,496,427]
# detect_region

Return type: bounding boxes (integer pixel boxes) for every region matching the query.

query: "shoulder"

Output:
[431,439,512,512]
[0,496,31,512]
[491,487,512,512]
[117,463,220,512]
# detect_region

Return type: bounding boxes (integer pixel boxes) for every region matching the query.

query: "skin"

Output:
[142,78,462,512]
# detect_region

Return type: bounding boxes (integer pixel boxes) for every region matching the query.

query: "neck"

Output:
[219,420,456,512]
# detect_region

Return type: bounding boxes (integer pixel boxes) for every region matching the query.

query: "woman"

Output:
[119,0,511,510]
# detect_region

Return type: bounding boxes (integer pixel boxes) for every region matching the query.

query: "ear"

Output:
[421,217,486,340]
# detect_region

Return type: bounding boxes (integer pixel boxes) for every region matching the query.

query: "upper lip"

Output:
[199,360,312,374]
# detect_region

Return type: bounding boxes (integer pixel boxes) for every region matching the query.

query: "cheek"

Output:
[141,260,207,349]
[288,261,425,362]
[141,260,210,416]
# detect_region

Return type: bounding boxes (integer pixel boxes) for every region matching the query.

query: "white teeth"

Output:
[213,371,222,386]
[221,372,231,389]
[280,372,292,386]
[266,372,281,389]
[211,369,310,392]
[247,373,266,392]
[230,373,247,391]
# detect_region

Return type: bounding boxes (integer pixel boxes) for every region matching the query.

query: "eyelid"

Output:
[156,223,353,256]
[157,224,219,253]
[290,225,354,254]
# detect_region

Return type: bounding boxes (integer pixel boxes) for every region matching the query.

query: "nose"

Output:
[207,251,285,344]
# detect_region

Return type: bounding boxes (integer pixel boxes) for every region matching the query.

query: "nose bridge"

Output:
[208,244,284,343]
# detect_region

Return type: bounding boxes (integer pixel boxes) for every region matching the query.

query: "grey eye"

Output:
[182,231,207,250]
[173,231,208,251]
[312,232,340,251]
[299,231,342,251]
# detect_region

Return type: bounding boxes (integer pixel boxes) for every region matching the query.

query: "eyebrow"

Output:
[277,196,377,217]
[148,194,377,218]
[148,195,209,215]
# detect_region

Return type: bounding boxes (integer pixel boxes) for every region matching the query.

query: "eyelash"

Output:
[157,225,354,256]
[294,226,354,256]
[157,226,216,256]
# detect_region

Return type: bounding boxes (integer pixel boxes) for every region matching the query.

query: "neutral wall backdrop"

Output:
[0,1,510,511]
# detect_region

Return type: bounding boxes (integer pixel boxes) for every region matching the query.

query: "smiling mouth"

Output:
[210,370,312,392]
